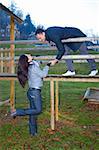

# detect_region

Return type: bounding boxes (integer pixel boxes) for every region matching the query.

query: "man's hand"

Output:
[49,59,58,66]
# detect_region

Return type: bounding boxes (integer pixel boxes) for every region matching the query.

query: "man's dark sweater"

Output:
[45,26,86,60]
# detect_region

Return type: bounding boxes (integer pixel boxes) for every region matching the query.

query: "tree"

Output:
[9,1,23,19]
[0,9,10,40]
[0,2,36,40]
[19,14,36,39]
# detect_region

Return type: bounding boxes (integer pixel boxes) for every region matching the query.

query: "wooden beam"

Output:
[0,74,99,82]
[0,40,42,45]
[0,37,99,45]
[0,3,23,23]
[45,75,99,82]
[33,55,99,60]
[0,55,99,61]
[62,37,99,43]
[55,81,59,121]
[50,80,55,130]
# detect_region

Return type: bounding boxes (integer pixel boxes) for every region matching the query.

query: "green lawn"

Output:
[0,60,99,150]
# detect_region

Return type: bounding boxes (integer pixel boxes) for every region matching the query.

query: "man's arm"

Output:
[49,38,65,66]
[55,40,65,60]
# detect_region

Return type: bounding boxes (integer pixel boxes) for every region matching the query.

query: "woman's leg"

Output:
[26,89,42,115]
[15,89,42,116]
[27,89,42,135]
[28,101,37,135]
[12,89,42,135]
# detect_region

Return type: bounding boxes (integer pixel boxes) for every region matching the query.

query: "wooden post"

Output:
[0,52,3,73]
[55,81,59,121]
[4,51,7,73]
[50,80,55,130]
[10,15,15,111]
[8,50,11,73]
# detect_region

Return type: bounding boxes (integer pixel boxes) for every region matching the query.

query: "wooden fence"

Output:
[0,38,99,130]
[0,49,11,73]
[0,74,99,130]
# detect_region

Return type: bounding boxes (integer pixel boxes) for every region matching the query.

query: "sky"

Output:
[0,0,99,36]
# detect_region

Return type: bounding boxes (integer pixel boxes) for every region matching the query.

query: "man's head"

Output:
[35,28,46,42]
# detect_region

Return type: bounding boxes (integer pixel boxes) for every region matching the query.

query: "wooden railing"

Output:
[0,38,99,130]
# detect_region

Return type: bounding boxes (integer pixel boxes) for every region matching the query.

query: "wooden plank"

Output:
[45,78,99,82]
[0,55,99,61]
[0,40,42,45]
[0,37,99,44]
[62,37,99,43]
[33,55,99,60]
[0,37,99,45]
[0,74,99,82]
[0,74,99,78]
[0,45,99,52]
[44,75,99,83]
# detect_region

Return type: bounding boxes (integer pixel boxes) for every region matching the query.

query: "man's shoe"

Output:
[89,70,98,76]
[62,70,75,76]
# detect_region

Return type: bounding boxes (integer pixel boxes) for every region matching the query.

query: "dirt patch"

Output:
[0,108,22,127]
[86,102,99,110]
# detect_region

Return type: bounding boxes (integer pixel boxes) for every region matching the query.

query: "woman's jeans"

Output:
[16,88,42,135]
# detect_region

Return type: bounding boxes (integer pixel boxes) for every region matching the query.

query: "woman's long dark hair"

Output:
[17,55,29,88]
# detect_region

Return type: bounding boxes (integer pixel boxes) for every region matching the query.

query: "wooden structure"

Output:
[0,3,23,110]
[83,87,99,110]
[0,74,99,130]
[83,87,99,103]
[0,4,99,129]
[0,51,99,130]
[45,75,99,130]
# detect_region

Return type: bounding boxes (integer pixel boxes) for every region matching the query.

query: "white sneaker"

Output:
[62,70,75,76]
[89,70,98,76]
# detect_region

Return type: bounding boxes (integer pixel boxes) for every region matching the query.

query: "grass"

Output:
[0,49,99,149]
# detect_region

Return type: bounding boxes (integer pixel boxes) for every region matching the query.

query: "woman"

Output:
[11,54,50,136]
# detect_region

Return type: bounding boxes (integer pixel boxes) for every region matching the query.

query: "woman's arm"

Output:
[34,65,49,78]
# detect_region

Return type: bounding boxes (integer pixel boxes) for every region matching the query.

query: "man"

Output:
[35,26,98,76]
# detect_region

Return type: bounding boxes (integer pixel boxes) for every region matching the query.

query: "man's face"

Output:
[36,32,45,42]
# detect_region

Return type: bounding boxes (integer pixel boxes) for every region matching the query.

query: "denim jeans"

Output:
[16,88,42,135]
[64,42,96,71]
